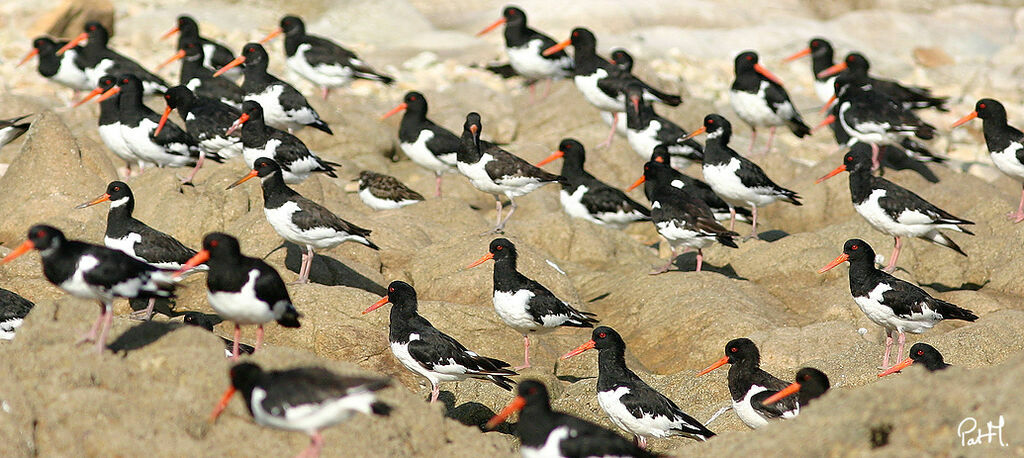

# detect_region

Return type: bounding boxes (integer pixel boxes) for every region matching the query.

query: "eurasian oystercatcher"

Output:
[457,112,564,234]
[783,37,838,103]
[99,74,221,184]
[363,281,517,402]
[380,91,459,197]
[486,380,656,458]
[0,225,175,353]
[261,15,394,100]
[535,138,650,229]
[952,99,1024,222]
[227,157,378,284]
[76,75,147,177]
[160,15,240,79]
[175,233,301,360]
[159,85,243,168]
[598,49,633,137]
[645,146,753,223]
[182,311,255,357]
[159,36,245,109]
[75,180,205,320]
[20,37,92,94]
[227,100,339,183]
[544,28,681,148]
[562,326,715,447]
[355,171,424,210]
[819,239,978,370]
[623,83,704,169]
[729,51,810,154]
[209,362,391,457]
[477,6,572,99]
[816,143,973,272]
[467,238,597,369]
[684,114,802,239]
[819,52,948,111]
[760,367,830,407]
[214,43,333,134]
[696,338,798,429]
[0,288,34,341]
[627,160,738,273]
[0,115,31,151]
[58,21,169,94]
[877,342,949,376]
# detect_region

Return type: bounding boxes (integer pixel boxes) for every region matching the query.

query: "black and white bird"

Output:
[644,146,753,223]
[729,51,810,154]
[760,367,831,407]
[227,101,339,183]
[877,342,950,376]
[380,92,459,197]
[176,233,301,360]
[544,28,681,148]
[696,338,799,429]
[159,36,245,109]
[562,327,715,448]
[476,6,573,98]
[77,75,150,177]
[622,83,704,169]
[159,85,243,167]
[819,239,978,370]
[182,311,255,357]
[534,138,649,229]
[160,15,240,79]
[363,281,517,403]
[0,225,175,353]
[457,112,564,233]
[686,114,802,238]
[75,181,204,320]
[228,157,378,284]
[0,288,34,341]
[952,99,1024,222]
[486,380,656,458]
[783,37,838,103]
[0,114,31,151]
[214,43,332,134]
[355,171,424,210]
[261,15,394,100]
[20,37,92,94]
[816,144,973,272]
[209,362,391,458]
[627,160,738,273]
[467,238,597,369]
[100,74,220,184]
[58,21,169,94]
[819,52,948,112]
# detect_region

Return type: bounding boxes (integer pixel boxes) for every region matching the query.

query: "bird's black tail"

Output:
[371,402,392,416]
[935,299,978,322]
[276,305,301,328]
[310,119,333,135]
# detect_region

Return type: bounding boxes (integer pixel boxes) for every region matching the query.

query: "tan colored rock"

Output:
[913,47,955,68]
[28,0,115,40]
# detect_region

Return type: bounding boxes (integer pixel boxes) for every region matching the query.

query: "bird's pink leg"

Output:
[634,435,648,449]
[434,172,443,198]
[181,152,205,185]
[231,324,241,361]
[94,305,113,354]
[130,298,157,321]
[748,128,758,154]
[528,82,537,104]
[881,330,894,370]
[650,246,677,275]
[541,79,553,99]
[430,384,440,403]
[255,324,265,353]
[870,143,881,171]
[745,205,760,240]
[321,87,330,100]
[77,308,104,345]
[883,236,901,273]
[696,249,704,272]
[728,207,737,231]
[300,431,324,458]
[515,335,531,370]
[896,331,906,363]
[761,126,776,156]
[1009,185,1024,223]
[597,112,618,149]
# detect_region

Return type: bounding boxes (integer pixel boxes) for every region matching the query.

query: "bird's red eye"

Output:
[35,230,45,238]
[846,156,852,161]
[210,240,219,247]
[746,55,753,60]
[917,350,924,355]
[572,31,578,37]
[598,332,606,338]
[708,119,714,124]
[389,287,394,293]
[979,103,986,109]
[247,47,254,53]
[122,79,129,83]
[113,186,120,191]
[89,26,96,31]
[851,245,858,250]
[410,96,417,100]
[496,245,503,250]
[730,347,737,353]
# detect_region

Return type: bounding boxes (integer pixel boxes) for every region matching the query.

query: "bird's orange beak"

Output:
[561,339,595,359]
[485,395,526,430]
[72,87,106,108]
[466,252,494,268]
[363,295,390,314]
[626,175,645,192]
[56,32,88,55]
[754,63,784,86]
[815,164,846,184]
[213,56,246,77]
[819,94,838,115]
[95,86,121,103]
[17,48,39,67]
[535,150,564,167]
[783,47,811,63]
[155,106,174,137]
[682,126,706,141]
[157,49,186,70]
[75,193,111,209]
[379,102,407,121]
[0,240,35,265]
[696,356,730,376]
[543,39,571,56]
[951,111,978,128]
[175,249,210,277]
[762,381,801,405]
[812,114,836,133]
[477,17,506,36]
[208,385,236,423]
[225,113,250,135]
[227,169,259,190]
[817,61,847,78]
[877,357,914,377]
[817,252,849,274]
[260,28,283,44]
[161,25,180,40]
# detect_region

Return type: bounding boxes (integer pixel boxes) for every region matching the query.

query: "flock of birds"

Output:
[0,4,1016,457]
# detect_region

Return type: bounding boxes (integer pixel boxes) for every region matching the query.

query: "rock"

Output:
[913,47,955,68]
[28,0,115,39]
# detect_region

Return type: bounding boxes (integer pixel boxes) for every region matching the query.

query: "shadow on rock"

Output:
[127,297,181,319]
[670,253,747,280]
[107,321,183,354]
[919,281,987,293]
[282,242,386,295]
[441,392,514,434]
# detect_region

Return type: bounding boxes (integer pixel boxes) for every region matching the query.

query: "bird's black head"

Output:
[842,238,875,263]
[641,159,677,186]
[908,342,946,369]
[624,82,645,114]
[842,144,873,173]
[183,311,215,331]
[280,15,305,35]
[650,145,671,165]
[176,15,199,33]
[590,326,625,351]
[809,37,833,56]
[180,36,205,60]
[385,280,417,307]
[163,85,196,110]
[568,27,595,50]
[116,74,142,90]
[33,37,57,53]
[202,233,243,259]
[794,367,830,401]
[516,379,551,409]
[24,224,66,253]
[734,50,759,73]
[502,6,526,26]
[84,21,108,41]
[610,49,633,72]
[464,111,482,141]
[97,75,117,90]
[488,237,517,261]
[105,180,133,205]
[240,43,268,67]
[724,337,760,365]
[240,100,265,121]
[403,91,427,113]
[228,362,264,392]
[252,157,283,178]
[843,52,869,73]
[974,98,1006,121]
[557,138,585,164]
[702,114,732,141]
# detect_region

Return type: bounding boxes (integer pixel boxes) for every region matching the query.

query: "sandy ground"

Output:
[1,0,1024,456]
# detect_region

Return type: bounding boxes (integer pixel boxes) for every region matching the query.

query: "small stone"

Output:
[912,47,954,68]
